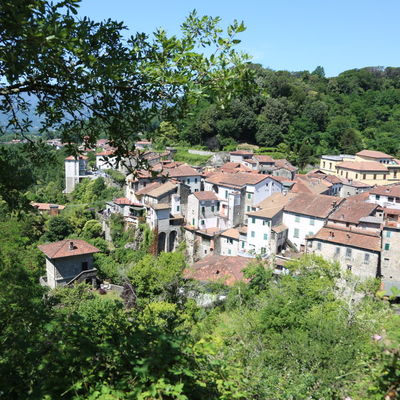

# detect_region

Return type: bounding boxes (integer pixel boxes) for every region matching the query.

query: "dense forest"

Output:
[162,65,400,167]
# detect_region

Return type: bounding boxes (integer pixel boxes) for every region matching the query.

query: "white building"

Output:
[219,228,240,256]
[368,185,400,210]
[186,191,221,230]
[64,155,90,193]
[283,193,344,251]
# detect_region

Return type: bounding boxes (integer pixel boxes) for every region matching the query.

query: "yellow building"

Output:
[319,150,400,185]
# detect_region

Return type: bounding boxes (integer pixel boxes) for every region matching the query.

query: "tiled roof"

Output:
[272,224,288,233]
[65,155,88,161]
[96,149,116,156]
[237,226,248,234]
[255,192,298,209]
[149,203,170,210]
[135,182,162,196]
[206,172,267,188]
[274,159,297,171]
[113,197,132,206]
[193,191,219,201]
[309,226,381,252]
[38,239,100,259]
[328,200,380,224]
[164,165,201,178]
[220,228,240,240]
[356,149,393,159]
[184,254,251,286]
[255,155,274,163]
[284,193,344,218]
[229,150,253,155]
[146,181,177,199]
[336,161,388,171]
[31,202,65,211]
[370,185,400,197]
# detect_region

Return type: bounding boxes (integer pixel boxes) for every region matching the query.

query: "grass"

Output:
[173,148,211,165]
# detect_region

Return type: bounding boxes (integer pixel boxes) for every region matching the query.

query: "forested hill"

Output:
[179,65,400,166]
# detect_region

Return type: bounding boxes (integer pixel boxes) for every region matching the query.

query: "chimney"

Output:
[69,241,74,250]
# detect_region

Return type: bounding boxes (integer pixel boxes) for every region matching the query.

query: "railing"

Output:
[66,268,97,286]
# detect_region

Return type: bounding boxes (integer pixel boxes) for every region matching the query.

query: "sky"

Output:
[77,0,399,77]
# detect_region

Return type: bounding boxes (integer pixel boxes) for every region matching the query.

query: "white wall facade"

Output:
[246,216,272,255]
[283,211,325,250]
[219,236,239,256]
[368,193,400,209]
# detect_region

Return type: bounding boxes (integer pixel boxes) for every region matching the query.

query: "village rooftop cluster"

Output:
[35,140,400,295]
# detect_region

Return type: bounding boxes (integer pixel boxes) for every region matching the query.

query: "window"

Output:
[335,247,340,256]
[192,218,195,225]
[176,205,180,212]
[355,173,358,179]
[194,178,198,183]
[373,174,377,180]
[295,215,300,223]
[263,220,269,226]
[294,228,299,238]
[251,217,255,224]
[187,179,190,184]
[385,243,390,250]
[376,195,380,200]
[247,193,252,199]
[263,233,268,240]
[201,206,205,214]
[225,190,228,199]
[195,189,198,192]
[309,217,315,226]
[201,219,205,225]
[228,249,232,255]
[228,238,233,244]
[247,206,251,212]
[330,162,332,169]
[346,248,352,259]
[261,247,266,254]
[363,174,366,179]
[394,171,397,178]
[346,172,348,179]
[388,197,394,202]
[251,231,255,238]
[317,242,322,250]
[211,206,215,212]
[241,241,245,248]
[386,230,392,238]
[347,265,352,271]
[81,262,88,271]
[364,253,370,264]
[323,161,326,168]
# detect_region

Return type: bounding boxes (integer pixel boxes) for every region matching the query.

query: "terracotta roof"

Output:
[229,150,253,155]
[284,193,344,219]
[370,185,400,198]
[274,159,297,172]
[341,179,372,188]
[346,191,371,202]
[206,172,267,189]
[135,182,162,196]
[356,150,393,159]
[136,140,152,145]
[255,155,274,163]
[255,192,298,210]
[149,203,170,210]
[193,191,219,201]
[292,175,332,195]
[65,155,88,161]
[113,197,135,205]
[164,165,201,178]
[237,226,248,234]
[96,149,116,156]
[38,239,100,259]
[336,161,388,172]
[184,255,251,286]
[384,207,400,216]
[220,228,240,240]
[146,181,177,199]
[31,202,65,211]
[272,224,288,234]
[328,200,380,224]
[309,226,381,252]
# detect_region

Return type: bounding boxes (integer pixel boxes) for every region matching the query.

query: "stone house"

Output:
[38,239,100,289]
[31,202,65,215]
[381,222,400,295]
[186,191,221,230]
[306,226,381,279]
[218,228,240,256]
[64,155,90,193]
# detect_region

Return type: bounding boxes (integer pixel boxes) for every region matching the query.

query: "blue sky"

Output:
[77,0,400,77]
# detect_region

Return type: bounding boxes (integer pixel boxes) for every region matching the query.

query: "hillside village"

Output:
[36,138,400,296]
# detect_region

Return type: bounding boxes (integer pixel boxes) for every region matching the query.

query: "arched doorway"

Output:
[158,232,166,254]
[168,231,177,252]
